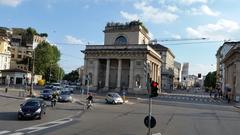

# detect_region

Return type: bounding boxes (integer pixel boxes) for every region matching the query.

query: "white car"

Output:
[105,92,123,104]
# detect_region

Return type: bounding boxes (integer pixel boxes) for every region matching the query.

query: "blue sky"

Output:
[1,0,240,75]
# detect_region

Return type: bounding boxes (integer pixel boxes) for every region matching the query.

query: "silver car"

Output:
[105,92,123,104]
[58,90,73,102]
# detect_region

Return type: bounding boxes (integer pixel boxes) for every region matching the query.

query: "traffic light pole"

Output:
[148,95,152,135]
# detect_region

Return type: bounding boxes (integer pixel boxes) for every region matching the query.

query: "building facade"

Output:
[0,37,11,70]
[82,21,162,94]
[150,44,175,91]
[216,42,234,94]
[10,28,46,71]
[174,61,181,89]
[181,62,189,87]
[223,44,240,102]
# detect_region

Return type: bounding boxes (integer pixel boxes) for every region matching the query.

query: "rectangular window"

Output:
[18,55,22,58]
[11,54,14,58]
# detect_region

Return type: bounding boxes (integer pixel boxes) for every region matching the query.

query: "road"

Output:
[0,89,240,135]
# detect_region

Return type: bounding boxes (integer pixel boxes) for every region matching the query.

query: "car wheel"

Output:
[112,101,116,104]
[18,115,22,120]
[105,99,109,104]
[38,113,42,120]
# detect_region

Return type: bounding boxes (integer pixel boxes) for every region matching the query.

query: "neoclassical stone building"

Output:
[82,21,162,94]
[223,43,240,101]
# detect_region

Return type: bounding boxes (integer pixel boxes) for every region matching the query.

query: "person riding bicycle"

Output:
[86,93,93,109]
[51,91,58,107]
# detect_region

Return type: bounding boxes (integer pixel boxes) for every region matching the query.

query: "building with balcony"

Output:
[8,28,46,71]
[223,43,240,102]
[82,21,163,94]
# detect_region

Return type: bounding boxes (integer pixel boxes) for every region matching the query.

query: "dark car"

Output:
[40,89,53,100]
[18,98,47,120]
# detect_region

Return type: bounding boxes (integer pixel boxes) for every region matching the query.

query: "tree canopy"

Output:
[63,70,79,82]
[34,41,63,82]
[204,71,217,89]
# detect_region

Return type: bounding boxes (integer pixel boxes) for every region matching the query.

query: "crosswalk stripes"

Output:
[158,94,226,105]
[0,131,10,135]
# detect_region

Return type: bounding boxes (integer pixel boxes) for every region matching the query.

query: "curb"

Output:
[0,94,25,100]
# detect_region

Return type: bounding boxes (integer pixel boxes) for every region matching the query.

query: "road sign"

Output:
[144,115,156,128]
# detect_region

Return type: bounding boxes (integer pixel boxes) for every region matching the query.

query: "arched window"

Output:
[114,36,127,45]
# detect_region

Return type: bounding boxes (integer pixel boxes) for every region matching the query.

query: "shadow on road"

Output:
[0,112,18,121]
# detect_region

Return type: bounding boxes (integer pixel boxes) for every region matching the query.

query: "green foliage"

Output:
[39,33,48,37]
[45,64,65,82]
[204,71,217,89]
[63,70,79,82]
[26,27,38,36]
[34,41,63,82]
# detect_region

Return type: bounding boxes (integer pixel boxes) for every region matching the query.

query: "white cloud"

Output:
[188,5,220,16]
[180,0,208,5]
[172,34,181,39]
[64,35,84,44]
[186,19,240,40]
[120,11,139,21]
[166,5,179,13]
[0,0,22,7]
[133,1,178,23]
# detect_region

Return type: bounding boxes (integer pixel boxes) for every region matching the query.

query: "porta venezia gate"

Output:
[98,59,130,90]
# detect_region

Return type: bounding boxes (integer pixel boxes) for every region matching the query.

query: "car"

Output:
[58,90,73,102]
[105,92,123,104]
[52,86,62,94]
[18,98,47,120]
[40,89,53,100]
[63,85,74,93]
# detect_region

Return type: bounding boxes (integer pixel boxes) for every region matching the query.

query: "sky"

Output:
[1,0,240,76]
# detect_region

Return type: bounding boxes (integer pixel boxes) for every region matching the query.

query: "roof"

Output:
[150,44,175,58]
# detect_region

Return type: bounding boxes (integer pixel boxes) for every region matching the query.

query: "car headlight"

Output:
[35,108,41,113]
[19,108,23,113]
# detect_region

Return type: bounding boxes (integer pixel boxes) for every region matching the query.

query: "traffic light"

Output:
[150,81,158,97]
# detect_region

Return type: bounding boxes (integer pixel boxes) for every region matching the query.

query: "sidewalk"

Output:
[0,87,40,100]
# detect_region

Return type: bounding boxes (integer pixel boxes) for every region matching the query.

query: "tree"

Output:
[45,64,65,82]
[63,70,79,82]
[204,71,217,90]
[34,41,62,82]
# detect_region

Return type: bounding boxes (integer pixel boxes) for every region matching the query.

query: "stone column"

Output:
[117,59,122,89]
[93,59,99,87]
[105,59,110,89]
[82,59,87,86]
[129,59,134,89]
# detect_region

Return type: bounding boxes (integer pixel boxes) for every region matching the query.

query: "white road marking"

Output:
[0,131,10,135]
[8,133,24,135]
[152,133,162,135]
[16,117,73,134]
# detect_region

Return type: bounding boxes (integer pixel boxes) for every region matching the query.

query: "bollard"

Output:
[5,87,8,93]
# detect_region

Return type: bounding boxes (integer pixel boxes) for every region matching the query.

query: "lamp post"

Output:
[30,50,35,97]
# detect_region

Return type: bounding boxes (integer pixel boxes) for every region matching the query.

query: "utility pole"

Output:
[30,50,35,97]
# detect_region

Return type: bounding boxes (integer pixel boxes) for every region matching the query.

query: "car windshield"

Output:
[61,91,71,95]
[112,94,120,98]
[24,101,40,107]
[43,90,51,93]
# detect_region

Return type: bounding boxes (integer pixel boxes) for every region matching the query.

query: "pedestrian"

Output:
[227,88,231,104]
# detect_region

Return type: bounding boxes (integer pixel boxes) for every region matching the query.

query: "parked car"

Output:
[105,92,123,104]
[18,98,47,120]
[40,89,53,100]
[58,90,73,102]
